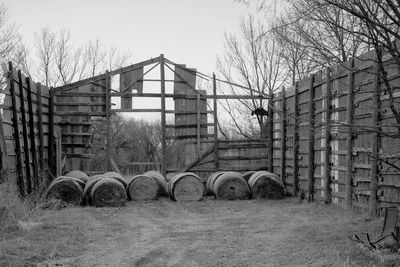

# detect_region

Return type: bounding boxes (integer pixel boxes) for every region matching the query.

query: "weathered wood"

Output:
[267,93,274,172]
[370,61,380,217]
[213,73,219,172]
[48,88,55,175]
[293,82,300,195]
[196,94,201,158]
[26,78,39,188]
[280,87,286,187]
[345,59,355,208]
[18,70,32,193]
[324,68,332,204]
[36,82,44,172]
[105,71,111,171]
[307,75,315,201]
[111,92,267,100]
[160,54,167,177]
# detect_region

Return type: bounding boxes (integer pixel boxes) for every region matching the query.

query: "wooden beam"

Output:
[267,93,274,172]
[213,73,219,171]
[26,77,39,189]
[105,71,111,171]
[18,70,32,193]
[196,94,201,158]
[280,87,286,188]
[307,75,316,202]
[293,82,300,196]
[324,67,332,204]
[111,92,267,100]
[36,82,45,172]
[370,60,380,217]
[345,59,355,208]
[160,54,167,177]
[48,87,55,176]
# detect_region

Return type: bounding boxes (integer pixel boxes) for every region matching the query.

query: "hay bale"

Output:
[103,172,127,188]
[46,177,84,205]
[53,176,85,189]
[64,170,89,183]
[242,171,256,182]
[83,176,106,205]
[212,171,250,200]
[206,171,224,195]
[143,170,167,196]
[168,172,204,202]
[126,175,158,201]
[90,177,127,207]
[248,171,286,199]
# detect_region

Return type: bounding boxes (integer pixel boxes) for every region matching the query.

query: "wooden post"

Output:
[370,61,380,217]
[280,87,286,187]
[293,82,300,196]
[196,93,201,158]
[36,82,45,172]
[345,59,355,208]
[267,93,274,172]
[105,71,111,171]
[213,73,219,171]
[307,75,315,202]
[160,54,167,177]
[26,77,39,189]
[8,63,25,196]
[324,67,332,204]
[48,87,55,175]
[18,70,32,193]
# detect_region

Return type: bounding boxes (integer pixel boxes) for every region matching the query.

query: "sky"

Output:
[3,0,256,75]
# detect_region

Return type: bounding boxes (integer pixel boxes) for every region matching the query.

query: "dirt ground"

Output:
[1,197,400,267]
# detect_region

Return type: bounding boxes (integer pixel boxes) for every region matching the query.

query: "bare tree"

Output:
[217,15,287,138]
[34,27,57,87]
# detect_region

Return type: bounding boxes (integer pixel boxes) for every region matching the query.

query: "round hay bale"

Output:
[168,172,204,202]
[206,171,224,194]
[90,177,127,207]
[103,172,127,188]
[248,171,286,199]
[242,171,256,182]
[83,176,106,205]
[212,171,250,200]
[143,170,167,196]
[46,177,83,205]
[64,170,89,183]
[53,176,85,189]
[127,175,158,201]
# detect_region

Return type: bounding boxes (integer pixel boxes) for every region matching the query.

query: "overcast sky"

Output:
[4,0,257,75]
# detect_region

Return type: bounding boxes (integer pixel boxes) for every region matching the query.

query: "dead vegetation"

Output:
[1,197,400,266]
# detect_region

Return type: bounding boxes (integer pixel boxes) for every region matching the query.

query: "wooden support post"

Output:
[293,82,300,196]
[267,93,274,172]
[160,54,167,177]
[48,87,55,176]
[105,71,111,171]
[345,59,355,208]
[18,70,32,193]
[280,87,286,187]
[8,63,24,196]
[307,75,315,202]
[370,61,380,217]
[213,73,219,171]
[36,82,45,172]
[196,93,201,158]
[26,77,39,189]
[324,67,332,204]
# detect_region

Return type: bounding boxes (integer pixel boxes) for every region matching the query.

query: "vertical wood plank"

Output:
[8,62,25,195]
[293,82,300,196]
[48,87,55,175]
[26,77,39,189]
[213,73,219,171]
[196,94,201,158]
[160,54,167,177]
[267,93,274,172]
[280,87,286,187]
[345,59,355,208]
[18,70,32,193]
[308,75,315,201]
[324,67,332,204]
[105,71,111,171]
[370,60,380,217]
[36,82,45,172]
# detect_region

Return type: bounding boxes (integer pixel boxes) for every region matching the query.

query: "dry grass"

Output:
[0,197,400,266]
